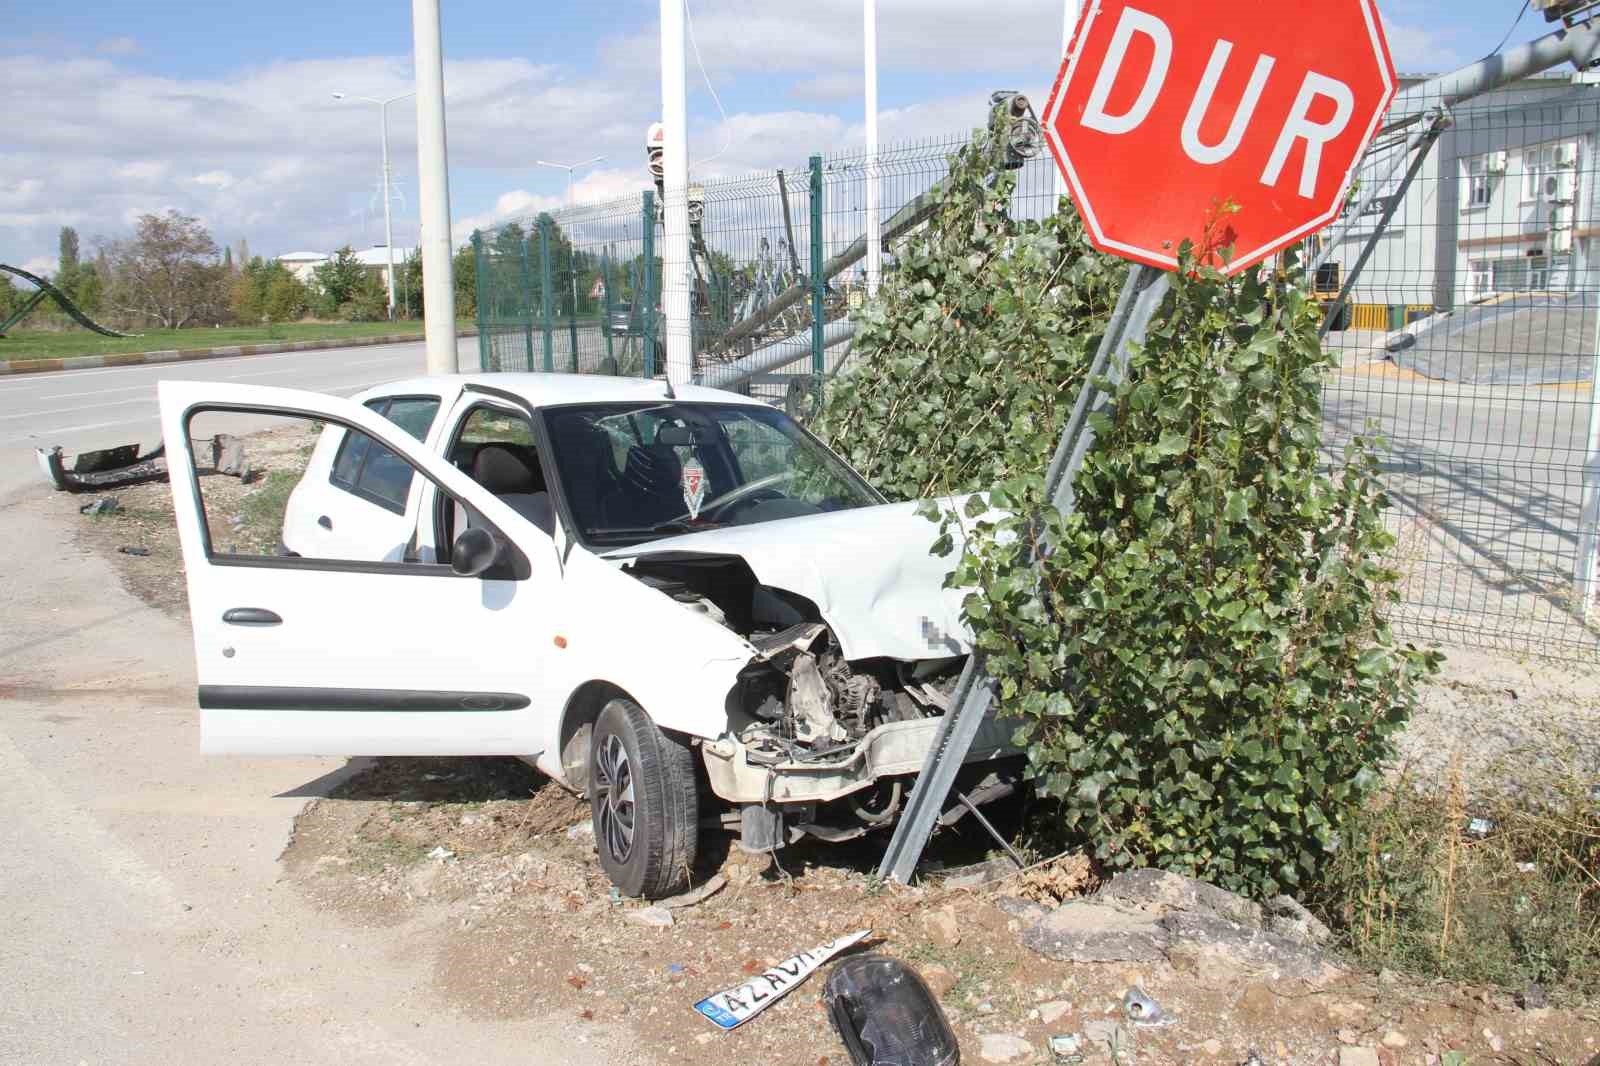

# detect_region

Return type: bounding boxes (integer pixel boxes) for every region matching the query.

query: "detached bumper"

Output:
[701,712,1023,806]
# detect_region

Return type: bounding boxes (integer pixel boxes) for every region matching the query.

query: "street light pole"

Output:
[535,156,605,333]
[333,89,416,320]
[864,0,880,298]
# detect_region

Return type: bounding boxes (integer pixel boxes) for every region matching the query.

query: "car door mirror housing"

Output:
[452,526,502,577]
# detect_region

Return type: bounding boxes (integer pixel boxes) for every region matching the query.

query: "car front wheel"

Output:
[589,697,699,899]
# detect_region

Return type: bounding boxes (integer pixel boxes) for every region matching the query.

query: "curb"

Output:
[0,329,479,377]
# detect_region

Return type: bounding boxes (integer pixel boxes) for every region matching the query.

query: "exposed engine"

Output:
[627,557,961,760]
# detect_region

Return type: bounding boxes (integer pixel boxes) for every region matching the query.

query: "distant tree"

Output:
[222,246,234,273]
[230,257,308,324]
[102,210,225,328]
[59,227,80,274]
[453,240,477,318]
[235,239,250,271]
[311,246,366,312]
[397,249,423,318]
[0,273,19,320]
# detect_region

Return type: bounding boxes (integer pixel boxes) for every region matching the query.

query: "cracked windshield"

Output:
[543,402,882,545]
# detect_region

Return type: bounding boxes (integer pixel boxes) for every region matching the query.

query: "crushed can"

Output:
[823,954,960,1066]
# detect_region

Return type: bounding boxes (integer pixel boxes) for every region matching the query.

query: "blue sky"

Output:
[0,0,1565,274]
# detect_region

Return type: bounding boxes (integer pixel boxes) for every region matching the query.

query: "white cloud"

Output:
[789,72,864,103]
[453,189,564,241]
[1382,18,1469,75]
[194,170,236,189]
[116,160,169,182]
[96,37,139,56]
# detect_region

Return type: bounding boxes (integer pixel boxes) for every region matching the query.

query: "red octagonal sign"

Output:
[1043,0,1396,275]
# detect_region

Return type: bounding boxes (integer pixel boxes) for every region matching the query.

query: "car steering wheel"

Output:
[700,471,796,521]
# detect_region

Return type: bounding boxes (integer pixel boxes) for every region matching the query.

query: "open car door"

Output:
[158,380,557,757]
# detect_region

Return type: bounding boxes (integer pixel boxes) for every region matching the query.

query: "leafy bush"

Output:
[816,119,1440,900]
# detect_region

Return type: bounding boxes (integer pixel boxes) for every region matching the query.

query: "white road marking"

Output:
[0,397,149,421]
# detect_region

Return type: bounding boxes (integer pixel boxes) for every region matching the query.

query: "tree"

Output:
[58,227,80,275]
[230,257,308,324]
[102,210,225,329]
[311,246,366,313]
[222,246,234,273]
[453,241,476,317]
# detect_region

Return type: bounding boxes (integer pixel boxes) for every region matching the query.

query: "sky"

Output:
[0,0,1564,277]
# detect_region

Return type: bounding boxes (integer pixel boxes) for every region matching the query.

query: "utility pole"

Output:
[660,0,692,387]
[412,0,458,375]
[333,90,415,320]
[864,0,881,297]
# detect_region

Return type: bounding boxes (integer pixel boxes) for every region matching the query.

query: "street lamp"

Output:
[534,156,606,324]
[333,90,416,320]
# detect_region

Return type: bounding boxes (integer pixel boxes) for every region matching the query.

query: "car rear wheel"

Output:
[589,697,698,899]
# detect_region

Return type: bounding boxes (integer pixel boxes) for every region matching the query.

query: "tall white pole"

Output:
[660,0,692,386]
[1055,0,1079,205]
[380,101,397,320]
[1576,302,1600,625]
[412,0,457,375]
[864,0,881,298]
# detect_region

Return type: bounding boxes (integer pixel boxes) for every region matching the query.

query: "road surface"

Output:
[0,338,644,1065]
[0,339,488,495]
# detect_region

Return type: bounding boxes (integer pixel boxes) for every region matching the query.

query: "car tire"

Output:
[589,697,699,899]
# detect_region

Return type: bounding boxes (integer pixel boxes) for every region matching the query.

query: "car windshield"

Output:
[542,401,883,546]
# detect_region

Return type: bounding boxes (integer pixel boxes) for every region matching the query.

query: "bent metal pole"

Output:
[412,0,458,375]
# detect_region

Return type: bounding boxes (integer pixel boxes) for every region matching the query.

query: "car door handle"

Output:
[317,515,333,530]
[222,608,283,626]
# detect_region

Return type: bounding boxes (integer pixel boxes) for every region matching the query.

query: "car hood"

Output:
[599,500,974,662]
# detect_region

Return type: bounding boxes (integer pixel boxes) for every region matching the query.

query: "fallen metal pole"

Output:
[695,319,854,390]
[878,262,1171,885]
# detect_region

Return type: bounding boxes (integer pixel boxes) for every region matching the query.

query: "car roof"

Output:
[357,372,772,410]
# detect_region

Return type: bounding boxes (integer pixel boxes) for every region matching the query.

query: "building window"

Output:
[1522,146,1555,202]
[1468,260,1492,297]
[1489,255,1549,293]
[1463,158,1492,209]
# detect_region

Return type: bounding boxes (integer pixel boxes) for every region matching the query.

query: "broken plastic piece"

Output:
[118,545,151,556]
[79,496,120,516]
[1048,1034,1085,1065]
[823,954,959,1066]
[41,443,166,492]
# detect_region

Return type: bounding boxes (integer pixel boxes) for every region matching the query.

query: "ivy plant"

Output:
[816,123,1441,899]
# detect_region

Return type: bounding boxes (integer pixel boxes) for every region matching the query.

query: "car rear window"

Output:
[329,396,441,514]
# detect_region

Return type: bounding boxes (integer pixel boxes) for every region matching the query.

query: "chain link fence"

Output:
[471,84,1600,660]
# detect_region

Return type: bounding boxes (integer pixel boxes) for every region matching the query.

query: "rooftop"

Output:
[359,372,769,409]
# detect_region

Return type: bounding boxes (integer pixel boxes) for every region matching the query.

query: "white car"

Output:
[159,373,1021,898]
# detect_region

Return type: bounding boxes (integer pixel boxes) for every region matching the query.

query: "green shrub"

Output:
[816,118,1440,900]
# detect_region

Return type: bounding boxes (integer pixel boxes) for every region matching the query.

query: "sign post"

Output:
[878,0,1397,885]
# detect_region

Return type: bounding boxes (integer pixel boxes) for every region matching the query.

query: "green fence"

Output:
[472,120,1064,407]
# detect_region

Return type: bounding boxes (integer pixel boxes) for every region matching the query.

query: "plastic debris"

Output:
[118,546,151,556]
[823,954,959,1066]
[566,821,595,841]
[626,906,674,928]
[694,929,869,1031]
[1122,986,1167,1026]
[426,846,454,860]
[79,496,120,515]
[1048,1033,1086,1065]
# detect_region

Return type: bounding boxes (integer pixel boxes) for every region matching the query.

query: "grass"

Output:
[0,320,435,362]
[1312,747,1600,999]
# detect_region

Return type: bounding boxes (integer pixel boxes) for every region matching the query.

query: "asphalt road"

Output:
[0,333,639,1064]
[0,339,474,496]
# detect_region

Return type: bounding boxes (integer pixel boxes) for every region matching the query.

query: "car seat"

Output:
[604,444,684,528]
[469,443,554,535]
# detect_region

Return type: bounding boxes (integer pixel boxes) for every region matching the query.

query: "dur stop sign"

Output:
[1043,0,1397,275]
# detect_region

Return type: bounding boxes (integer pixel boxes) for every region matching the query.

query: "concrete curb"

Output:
[0,328,478,377]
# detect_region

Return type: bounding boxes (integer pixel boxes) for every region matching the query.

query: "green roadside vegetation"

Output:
[0,320,430,363]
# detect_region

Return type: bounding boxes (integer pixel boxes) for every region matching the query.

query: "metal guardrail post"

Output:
[539,215,555,372]
[518,231,535,371]
[643,191,657,378]
[876,262,1172,886]
[470,230,489,371]
[809,154,825,385]
[568,247,579,373]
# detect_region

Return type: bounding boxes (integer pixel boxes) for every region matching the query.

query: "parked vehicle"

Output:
[159,373,1021,898]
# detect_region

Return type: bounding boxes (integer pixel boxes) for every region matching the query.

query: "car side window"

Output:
[329,396,441,514]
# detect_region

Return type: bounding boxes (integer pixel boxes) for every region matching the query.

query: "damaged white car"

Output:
[159,374,1021,898]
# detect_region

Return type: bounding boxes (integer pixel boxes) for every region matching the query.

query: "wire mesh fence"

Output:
[1318,74,1600,660]
[471,82,1600,660]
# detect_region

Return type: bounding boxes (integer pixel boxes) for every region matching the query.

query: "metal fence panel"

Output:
[472,84,1600,660]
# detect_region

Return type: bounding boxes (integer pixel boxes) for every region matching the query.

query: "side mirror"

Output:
[451,526,502,577]
[1384,332,1417,354]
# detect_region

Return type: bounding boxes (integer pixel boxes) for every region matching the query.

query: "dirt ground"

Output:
[51,444,1600,1066]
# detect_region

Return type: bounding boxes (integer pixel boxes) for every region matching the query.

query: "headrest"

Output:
[472,444,539,496]
[622,444,683,495]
